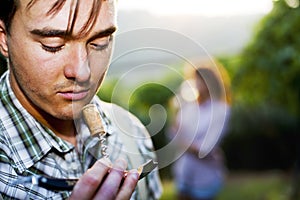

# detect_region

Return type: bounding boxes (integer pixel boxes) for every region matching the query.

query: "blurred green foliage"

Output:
[0,0,297,180]
[221,0,300,171]
[98,0,300,174]
[129,83,174,150]
[224,2,300,197]
[98,72,183,152]
[129,83,173,124]
[97,72,183,179]
[232,0,300,115]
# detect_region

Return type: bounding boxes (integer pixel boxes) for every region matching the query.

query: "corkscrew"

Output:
[12,104,158,191]
[82,103,109,158]
[12,160,158,190]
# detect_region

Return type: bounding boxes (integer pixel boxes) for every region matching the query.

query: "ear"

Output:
[0,21,9,58]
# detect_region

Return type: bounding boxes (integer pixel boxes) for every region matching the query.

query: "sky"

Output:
[117,0,274,17]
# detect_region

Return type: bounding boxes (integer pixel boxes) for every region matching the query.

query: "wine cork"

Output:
[82,104,105,136]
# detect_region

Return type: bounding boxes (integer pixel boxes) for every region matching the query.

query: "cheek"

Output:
[9,38,48,74]
[12,51,60,84]
[9,45,62,95]
[89,50,112,79]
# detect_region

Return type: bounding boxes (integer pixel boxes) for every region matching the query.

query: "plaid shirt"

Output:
[0,72,162,200]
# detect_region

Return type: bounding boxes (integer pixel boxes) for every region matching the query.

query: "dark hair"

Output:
[0,0,17,32]
[0,0,106,36]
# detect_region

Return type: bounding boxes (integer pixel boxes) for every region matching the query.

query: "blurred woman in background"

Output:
[170,59,231,200]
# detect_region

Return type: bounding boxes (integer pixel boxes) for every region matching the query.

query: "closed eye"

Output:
[90,43,110,51]
[90,35,113,51]
[41,43,64,53]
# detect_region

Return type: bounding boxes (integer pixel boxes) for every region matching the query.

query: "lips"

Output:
[58,89,89,101]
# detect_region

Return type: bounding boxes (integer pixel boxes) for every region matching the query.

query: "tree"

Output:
[231,1,300,199]
[234,0,300,114]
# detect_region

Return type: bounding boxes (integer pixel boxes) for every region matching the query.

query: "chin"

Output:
[53,111,78,120]
[52,106,82,120]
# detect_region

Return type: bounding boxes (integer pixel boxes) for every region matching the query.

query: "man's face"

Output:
[5,0,116,119]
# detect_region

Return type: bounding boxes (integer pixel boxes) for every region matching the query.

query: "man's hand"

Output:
[69,158,139,200]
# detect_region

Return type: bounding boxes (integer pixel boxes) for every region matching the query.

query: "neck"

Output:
[38,110,77,146]
[29,105,77,146]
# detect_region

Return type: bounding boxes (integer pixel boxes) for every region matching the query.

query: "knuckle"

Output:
[83,173,102,187]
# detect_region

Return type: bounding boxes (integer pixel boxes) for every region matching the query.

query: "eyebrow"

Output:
[87,26,117,42]
[30,26,117,39]
[30,29,67,38]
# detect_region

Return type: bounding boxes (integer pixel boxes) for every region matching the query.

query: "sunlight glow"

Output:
[118,0,273,17]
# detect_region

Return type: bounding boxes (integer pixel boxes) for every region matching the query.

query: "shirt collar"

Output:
[1,72,116,174]
[0,72,74,173]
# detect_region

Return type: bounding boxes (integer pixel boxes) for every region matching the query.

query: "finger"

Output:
[94,158,127,200]
[116,169,139,200]
[69,158,112,200]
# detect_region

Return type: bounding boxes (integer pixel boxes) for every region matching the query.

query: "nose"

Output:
[64,44,91,83]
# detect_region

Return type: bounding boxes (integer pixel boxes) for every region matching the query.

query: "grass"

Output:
[160,171,293,200]
[160,180,177,200]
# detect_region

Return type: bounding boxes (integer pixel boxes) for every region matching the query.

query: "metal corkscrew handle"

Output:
[82,104,109,158]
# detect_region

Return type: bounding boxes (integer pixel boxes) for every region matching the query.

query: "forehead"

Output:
[17,0,116,36]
